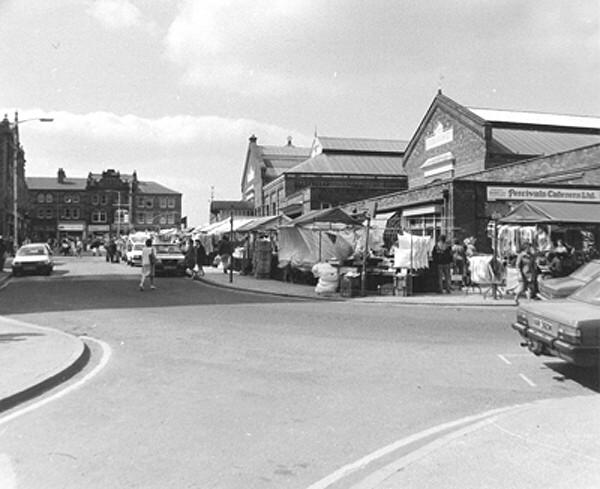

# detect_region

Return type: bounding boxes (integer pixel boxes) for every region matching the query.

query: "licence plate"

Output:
[532,317,556,336]
[23,265,37,271]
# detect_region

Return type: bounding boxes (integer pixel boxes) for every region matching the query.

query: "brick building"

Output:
[0,115,28,244]
[239,134,408,218]
[27,168,182,242]
[343,92,600,250]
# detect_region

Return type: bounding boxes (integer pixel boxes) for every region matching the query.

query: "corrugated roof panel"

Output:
[469,107,600,129]
[286,154,405,175]
[318,137,408,153]
[491,129,600,155]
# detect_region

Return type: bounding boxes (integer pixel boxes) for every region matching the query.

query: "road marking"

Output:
[0,336,112,426]
[497,354,512,365]
[519,373,537,387]
[304,404,525,489]
[349,416,501,489]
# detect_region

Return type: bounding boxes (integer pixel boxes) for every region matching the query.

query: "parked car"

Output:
[538,259,600,299]
[153,243,186,276]
[512,275,600,368]
[11,243,54,276]
[125,241,145,266]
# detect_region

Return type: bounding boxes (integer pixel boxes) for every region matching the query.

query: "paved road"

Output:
[0,257,596,489]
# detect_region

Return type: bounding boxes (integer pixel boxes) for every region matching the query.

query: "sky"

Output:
[1,0,598,226]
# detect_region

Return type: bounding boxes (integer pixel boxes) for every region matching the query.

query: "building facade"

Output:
[0,115,28,245]
[27,168,182,242]
[343,92,600,250]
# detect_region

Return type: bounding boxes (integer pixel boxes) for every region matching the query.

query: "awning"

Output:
[499,201,600,224]
[235,214,292,232]
[289,208,362,226]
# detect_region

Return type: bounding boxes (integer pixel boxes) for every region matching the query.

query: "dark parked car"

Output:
[153,244,186,276]
[513,275,600,368]
[12,243,54,276]
[538,259,600,300]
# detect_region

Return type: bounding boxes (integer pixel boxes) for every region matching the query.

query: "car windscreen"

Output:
[571,276,600,306]
[133,244,144,250]
[571,261,600,282]
[17,246,47,256]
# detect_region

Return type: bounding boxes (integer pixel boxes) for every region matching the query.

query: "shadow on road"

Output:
[545,360,600,393]
[0,275,313,315]
[0,332,44,342]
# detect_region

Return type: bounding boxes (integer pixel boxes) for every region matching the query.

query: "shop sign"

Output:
[58,222,85,231]
[88,224,110,232]
[487,186,600,203]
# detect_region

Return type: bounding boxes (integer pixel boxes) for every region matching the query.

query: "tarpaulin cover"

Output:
[499,201,600,224]
[195,217,255,235]
[236,214,292,232]
[278,226,360,270]
[290,208,361,227]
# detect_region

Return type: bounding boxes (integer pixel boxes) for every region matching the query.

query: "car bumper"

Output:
[12,263,52,274]
[512,321,599,367]
[154,262,186,275]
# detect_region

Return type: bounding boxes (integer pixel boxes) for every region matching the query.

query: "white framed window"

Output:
[72,208,80,219]
[45,193,54,203]
[136,196,144,208]
[37,208,45,218]
[159,197,167,209]
[45,208,53,219]
[137,212,145,224]
[73,194,80,203]
[167,197,175,209]
[101,194,108,205]
[37,193,45,203]
[64,194,72,203]
[167,214,175,225]
[92,194,99,205]
[91,211,107,223]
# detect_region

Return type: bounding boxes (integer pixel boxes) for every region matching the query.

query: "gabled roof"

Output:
[316,136,408,154]
[469,108,600,130]
[285,153,405,176]
[403,92,600,164]
[26,177,87,191]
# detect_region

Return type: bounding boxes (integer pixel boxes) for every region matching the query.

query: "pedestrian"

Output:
[186,239,206,280]
[432,234,453,294]
[139,238,156,291]
[515,243,534,305]
[75,238,83,258]
[217,235,233,274]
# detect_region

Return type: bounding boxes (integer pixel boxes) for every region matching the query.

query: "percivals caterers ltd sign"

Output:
[487,186,600,203]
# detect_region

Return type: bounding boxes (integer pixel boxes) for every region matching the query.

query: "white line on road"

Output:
[304,404,525,489]
[0,336,112,426]
[497,354,512,365]
[519,373,537,387]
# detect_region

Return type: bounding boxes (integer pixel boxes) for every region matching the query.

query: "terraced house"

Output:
[27,168,182,242]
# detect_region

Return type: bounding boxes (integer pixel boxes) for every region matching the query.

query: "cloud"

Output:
[10,109,312,226]
[86,0,155,31]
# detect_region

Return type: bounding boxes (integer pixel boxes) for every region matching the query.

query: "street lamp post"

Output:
[12,112,53,253]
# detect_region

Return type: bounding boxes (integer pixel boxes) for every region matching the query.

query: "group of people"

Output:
[432,235,478,294]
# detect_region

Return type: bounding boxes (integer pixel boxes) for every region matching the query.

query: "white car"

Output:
[125,241,145,266]
[12,243,54,276]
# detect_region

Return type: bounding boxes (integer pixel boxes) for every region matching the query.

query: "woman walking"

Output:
[139,238,156,291]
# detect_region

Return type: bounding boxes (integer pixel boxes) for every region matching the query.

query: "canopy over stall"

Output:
[236,214,292,233]
[499,201,600,224]
[290,208,362,227]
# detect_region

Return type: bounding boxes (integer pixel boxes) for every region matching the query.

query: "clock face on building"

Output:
[246,165,255,184]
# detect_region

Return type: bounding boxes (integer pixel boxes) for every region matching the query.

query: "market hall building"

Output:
[345,91,600,253]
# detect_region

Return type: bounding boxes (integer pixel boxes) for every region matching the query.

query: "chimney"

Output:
[286,136,293,146]
[249,134,257,144]
[57,168,66,183]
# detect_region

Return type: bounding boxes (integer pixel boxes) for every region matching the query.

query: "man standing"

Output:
[139,238,156,291]
[432,234,453,294]
[217,235,233,274]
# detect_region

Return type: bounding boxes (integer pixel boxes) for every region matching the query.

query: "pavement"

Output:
[1,260,599,488]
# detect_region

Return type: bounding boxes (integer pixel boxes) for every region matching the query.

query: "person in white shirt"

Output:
[139,238,156,291]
